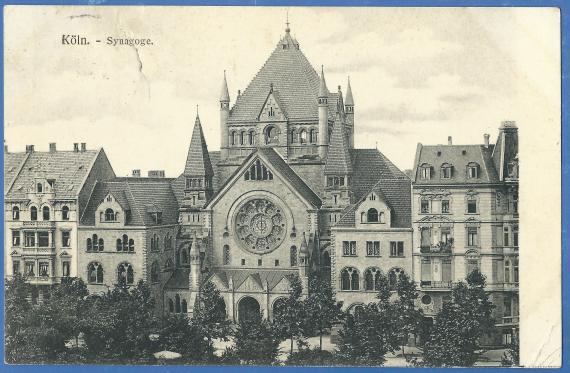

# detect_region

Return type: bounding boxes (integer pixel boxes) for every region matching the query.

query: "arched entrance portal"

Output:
[272,297,287,320]
[238,296,260,323]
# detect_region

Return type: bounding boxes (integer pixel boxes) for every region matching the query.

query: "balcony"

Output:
[22,246,56,256]
[420,240,453,255]
[420,280,453,290]
[23,221,56,228]
[496,315,519,326]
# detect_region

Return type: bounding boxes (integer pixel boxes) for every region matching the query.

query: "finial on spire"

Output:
[285,10,290,33]
[196,104,199,117]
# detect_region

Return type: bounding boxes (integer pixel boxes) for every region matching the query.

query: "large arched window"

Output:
[30,206,38,221]
[367,208,379,223]
[341,267,360,291]
[388,268,404,290]
[12,206,20,220]
[265,125,279,144]
[104,208,115,222]
[223,245,230,265]
[290,246,298,266]
[117,263,134,285]
[364,267,383,291]
[87,262,104,284]
[62,206,70,220]
[151,261,160,283]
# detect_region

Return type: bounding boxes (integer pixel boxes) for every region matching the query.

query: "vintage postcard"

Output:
[3,5,562,368]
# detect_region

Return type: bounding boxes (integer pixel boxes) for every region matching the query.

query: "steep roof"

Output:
[336,177,412,229]
[206,148,322,209]
[184,114,214,177]
[172,150,220,206]
[324,112,353,175]
[6,150,102,200]
[4,152,29,195]
[80,178,179,226]
[413,144,499,184]
[228,30,334,122]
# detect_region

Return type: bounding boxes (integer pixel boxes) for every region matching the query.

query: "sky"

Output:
[4,6,560,177]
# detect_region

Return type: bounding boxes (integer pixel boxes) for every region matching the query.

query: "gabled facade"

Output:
[411,122,519,346]
[4,144,115,303]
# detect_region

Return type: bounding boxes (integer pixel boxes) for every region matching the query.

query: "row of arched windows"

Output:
[360,208,385,223]
[340,267,405,291]
[150,233,173,252]
[168,294,188,314]
[116,235,135,252]
[230,130,256,146]
[87,262,134,285]
[13,205,66,221]
[87,235,104,252]
[290,128,318,144]
[244,160,273,181]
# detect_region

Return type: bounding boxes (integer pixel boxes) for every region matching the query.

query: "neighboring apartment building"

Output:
[4,143,115,302]
[411,121,519,346]
[77,175,179,314]
[332,177,412,312]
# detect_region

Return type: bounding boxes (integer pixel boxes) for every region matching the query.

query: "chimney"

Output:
[484,134,490,148]
[148,170,165,178]
[132,169,141,178]
[447,136,452,146]
[80,143,86,152]
[25,145,35,153]
[49,143,56,152]
[73,143,79,152]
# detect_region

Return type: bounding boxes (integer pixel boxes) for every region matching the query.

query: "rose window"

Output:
[234,198,286,253]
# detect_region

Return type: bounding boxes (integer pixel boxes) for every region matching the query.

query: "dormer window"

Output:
[104,208,116,222]
[467,162,479,179]
[420,164,432,179]
[441,163,453,179]
[36,183,43,193]
[367,208,379,223]
[152,212,163,225]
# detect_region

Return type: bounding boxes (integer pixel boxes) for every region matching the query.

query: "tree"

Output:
[336,271,400,366]
[422,270,495,367]
[81,281,158,358]
[5,274,33,362]
[158,313,209,359]
[232,312,281,365]
[192,280,232,358]
[393,273,423,358]
[272,274,306,354]
[304,274,343,350]
[501,330,519,366]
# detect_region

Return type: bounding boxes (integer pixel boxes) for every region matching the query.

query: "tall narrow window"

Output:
[151,261,160,283]
[62,231,70,247]
[388,268,404,290]
[441,200,450,213]
[175,294,181,313]
[12,231,21,246]
[467,199,477,214]
[30,206,38,221]
[62,206,70,220]
[467,228,478,246]
[62,261,70,277]
[504,259,511,283]
[42,206,50,220]
[364,267,381,291]
[299,129,307,144]
[504,226,510,246]
[341,267,359,291]
[117,263,134,285]
[421,199,430,213]
[88,262,104,284]
[513,225,519,247]
[104,208,115,222]
[12,206,20,220]
[290,246,298,266]
[223,245,230,265]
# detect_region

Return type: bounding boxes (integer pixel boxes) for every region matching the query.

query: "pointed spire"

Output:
[325,109,353,175]
[345,76,354,106]
[285,10,291,33]
[336,85,345,114]
[184,107,214,177]
[318,65,328,98]
[220,70,230,102]
[300,232,309,256]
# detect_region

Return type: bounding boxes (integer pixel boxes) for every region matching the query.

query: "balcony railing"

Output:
[22,221,56,228]
[497,315,519,326]
[420,240,453,254]
[22,246,56,255]
[420,280,453,289]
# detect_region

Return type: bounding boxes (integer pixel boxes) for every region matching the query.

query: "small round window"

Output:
[421,295,432,305]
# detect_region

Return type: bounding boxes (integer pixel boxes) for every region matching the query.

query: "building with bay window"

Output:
[411,121,519,345]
